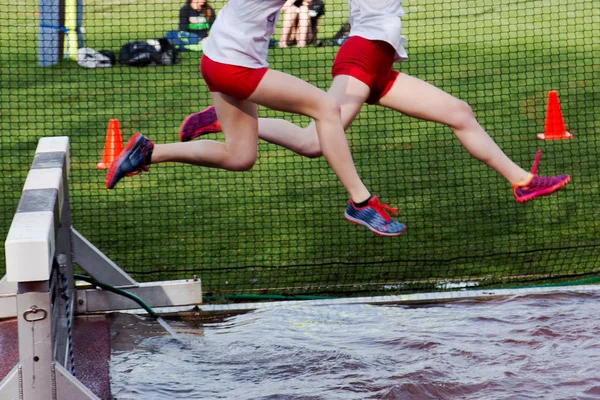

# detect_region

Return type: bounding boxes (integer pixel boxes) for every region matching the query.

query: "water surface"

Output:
[110,291,600,399]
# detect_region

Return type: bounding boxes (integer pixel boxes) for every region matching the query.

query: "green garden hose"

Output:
[74,274,158,318]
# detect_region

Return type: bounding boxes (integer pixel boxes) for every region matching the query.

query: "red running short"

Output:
[200,55,268,100]
[332,36,400,105]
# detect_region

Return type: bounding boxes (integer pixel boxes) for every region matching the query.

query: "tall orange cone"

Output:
[97,119,123,169]
[537,90,573,140]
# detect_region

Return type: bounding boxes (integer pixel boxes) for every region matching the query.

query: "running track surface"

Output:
[0,316,111,400]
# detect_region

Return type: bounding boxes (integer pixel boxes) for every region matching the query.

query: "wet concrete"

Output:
[0,316,111,400]
[0,319,18,381]
[73,317,112,400]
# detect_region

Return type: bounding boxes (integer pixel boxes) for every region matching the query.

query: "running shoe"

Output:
[105,132,154,189]
[344,196,406,237]
[512,150,570,203]
[179,105,222,142]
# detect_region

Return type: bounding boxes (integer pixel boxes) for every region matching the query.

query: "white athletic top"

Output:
[202,0,284,68]
[348,0,408,61]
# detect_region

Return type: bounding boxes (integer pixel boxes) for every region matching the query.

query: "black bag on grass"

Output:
[119,39,178,67]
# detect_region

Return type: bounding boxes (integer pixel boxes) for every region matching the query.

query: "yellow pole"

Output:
[64,0,77,60]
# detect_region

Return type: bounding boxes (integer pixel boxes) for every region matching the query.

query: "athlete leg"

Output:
[377,73,530,184]
[257,74,369,159]
[152,92,259,171]
[249,69,370,202]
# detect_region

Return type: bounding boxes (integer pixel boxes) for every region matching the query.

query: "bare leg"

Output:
[151,92,259,171]
[377,73,530,184]
[295,5,310,47]
[258,75,369,158]
[250,69,370,202]
[279,7,298,48]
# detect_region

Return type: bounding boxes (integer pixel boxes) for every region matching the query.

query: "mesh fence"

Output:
[1,0,599,299]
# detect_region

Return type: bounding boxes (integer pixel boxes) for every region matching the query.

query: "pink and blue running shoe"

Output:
[179,105,222,142]
[344,196,406,237]
[512,150,570,203]
[105,132,154,189]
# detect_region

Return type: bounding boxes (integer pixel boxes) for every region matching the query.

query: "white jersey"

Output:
[348,0,408,61]
[202,0,284,69]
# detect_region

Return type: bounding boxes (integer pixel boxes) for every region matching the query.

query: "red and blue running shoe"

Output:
[512,150,570,203]
[344,196,406,237]
[105,132,154,189]
[179,105,222,142]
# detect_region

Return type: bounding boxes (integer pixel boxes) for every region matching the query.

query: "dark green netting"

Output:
[1,0,598,299]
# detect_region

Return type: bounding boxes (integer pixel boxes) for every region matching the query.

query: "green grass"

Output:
[1,0,599,298]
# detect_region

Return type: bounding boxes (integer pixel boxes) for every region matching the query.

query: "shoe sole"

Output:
[344,213,406,237]
[515,176,571,203]
[179,106,219,142]
[105,133,142,189]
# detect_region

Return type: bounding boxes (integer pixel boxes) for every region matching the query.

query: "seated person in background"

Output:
[279,0,310,48]
[332,18,351,45]
[307,0,325,46]
[179,0,215,41]
[279,0,325,48]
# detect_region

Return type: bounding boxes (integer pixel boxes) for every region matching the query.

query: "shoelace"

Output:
[370,200,398,223]
[530,149,542,175]
[514,149,544,189]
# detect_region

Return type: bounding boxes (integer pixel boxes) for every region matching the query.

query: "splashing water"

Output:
[155,316,188,347]
[110,291,600,400]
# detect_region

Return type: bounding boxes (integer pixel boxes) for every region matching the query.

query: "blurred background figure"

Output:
[307,0,325,46]
[332,18,350,46]
[279,0,324,48]
[279,0,309,48]
[179,0,215,41]
[166,0,215,52]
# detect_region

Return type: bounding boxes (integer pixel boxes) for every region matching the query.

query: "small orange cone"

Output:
[537,90,573,140]
[97,119,123,169]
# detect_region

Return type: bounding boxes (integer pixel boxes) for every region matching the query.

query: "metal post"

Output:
[17,284,54,399]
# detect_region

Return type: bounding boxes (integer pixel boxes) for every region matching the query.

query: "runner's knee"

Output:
[316,95,342,123]
[448,99,476,130]
[301,131,323,159]
[303,146,322,159]
[225,151,257,171]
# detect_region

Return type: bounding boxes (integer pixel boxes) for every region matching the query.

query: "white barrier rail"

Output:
[0,136,203,399]
[0,137,99,399]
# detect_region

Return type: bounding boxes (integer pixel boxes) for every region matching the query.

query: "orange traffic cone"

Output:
[537,90,573,140]
[97,119,123,169]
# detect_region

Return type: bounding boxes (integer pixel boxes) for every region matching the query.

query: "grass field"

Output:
[1,0,599,297]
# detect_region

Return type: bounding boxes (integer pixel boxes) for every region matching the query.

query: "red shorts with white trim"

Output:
[332,36,399,105]
[200,55,268,100]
